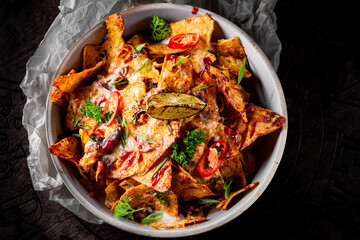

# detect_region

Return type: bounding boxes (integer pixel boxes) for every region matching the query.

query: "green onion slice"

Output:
[136,134,160,145]
[141,212,163,224]
[172,55,190,68]
[237,56,247,85]
[196,198,221,204]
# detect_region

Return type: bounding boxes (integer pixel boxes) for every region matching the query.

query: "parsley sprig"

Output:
[150,15,171,42]
[81,99,113,124]
[170,129,206,166]
[71,113,89,130]
[114,196,143,219]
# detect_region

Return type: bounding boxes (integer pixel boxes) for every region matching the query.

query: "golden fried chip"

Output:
[216,181,259,210]
[50,86,68,109]
[238,105,286,150]
[82,44,103,70]
[50,69,76,109]
[211,37,251,77]
[205,65,249,122]
[120,184,178,217]
[172,162,215,201]
[53,60,103,94]
[160,54,194,93]
[147,14,215,73]
[102,12,125,73]
[48,136,81,160]
[132,157,172,193]
[105,179,124,208]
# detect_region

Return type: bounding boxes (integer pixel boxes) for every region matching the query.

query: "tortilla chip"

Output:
[172,162,215,201]
[238,105,286,150]
[49,136,81,161]
[119,178,141,191]
[50,69,77,109]
[205,65,249,122]
[239,148,256,176]
[219,154,247,189]
[83,44,103,70]
[102,12,125,73]
[120,184,178,217]
[50,86,68,109]
[216,181,259,210]
[211,37,251,78]
[53,60,104,94]
[105,179,124,208]
[160,54,193,93]
[147,14,215,73]
[191,72,220,121]
[49,136,88,180]
[132,157,172,193]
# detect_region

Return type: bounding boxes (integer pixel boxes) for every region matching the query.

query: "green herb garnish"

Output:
[111,78,129,86]
[152,190,171,207]
[150,15,171,42]
[141,212,163,224]
[172,55,190,68]
[119,117,129,148]
[183,129,206,158]
[237,56,247,85]
[196,198,221,204]
[71,113,89,130]
[136,134,160,145]
[84,99,103,123]
[223,177,234,199]
[129,43,146,53]
[199,84,214,90]
[72,133,81,138]
[114,196,144,219]
[137,59,151,73]
[170,129,206,166]
[151,156,169,179]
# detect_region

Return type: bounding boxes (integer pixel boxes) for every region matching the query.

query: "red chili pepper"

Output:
[168,33,200,49]
[102,91,121,126]
[93,129,105,137]
[197,140,228,177]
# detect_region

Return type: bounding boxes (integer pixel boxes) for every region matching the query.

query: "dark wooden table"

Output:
[1,0,360,239]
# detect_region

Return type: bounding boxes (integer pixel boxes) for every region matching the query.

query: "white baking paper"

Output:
[21,0,281,224]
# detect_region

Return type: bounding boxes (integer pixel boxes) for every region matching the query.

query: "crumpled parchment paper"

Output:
[20,0,281,224]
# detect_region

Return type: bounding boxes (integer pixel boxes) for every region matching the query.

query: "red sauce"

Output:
[151,162,168,187]
[170,66,177,73]
[123,152,136,170]
[203,57,212,66]
[115,151,133,168]
[240,126,248,148]
[124,55,133,64]
[191,6,199,14]
[119,66,129,78]
[250,121,257,138]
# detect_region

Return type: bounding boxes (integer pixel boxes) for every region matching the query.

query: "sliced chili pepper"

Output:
[102,91,121,126]
[197,140,228,177]
[93,129,105,137]
[168,33,200,49]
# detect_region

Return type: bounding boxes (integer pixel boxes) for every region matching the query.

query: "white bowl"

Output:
[46,3,287,238]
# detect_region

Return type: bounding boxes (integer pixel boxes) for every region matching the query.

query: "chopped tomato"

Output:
[102,91,121,126]
[168,33,200,49]
[197,140,228,177]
